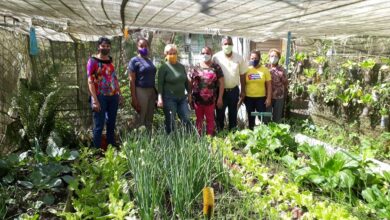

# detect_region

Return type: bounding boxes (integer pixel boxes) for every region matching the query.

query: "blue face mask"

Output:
[249,59,260,67]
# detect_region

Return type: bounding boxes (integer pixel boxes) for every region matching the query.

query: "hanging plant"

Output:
[307,84,319,102]
[359,59,376,83]
[303,68,317,84]
[359,93,373,116]
[295,52,307,74]
[313,56,326,75]
[380,107,389,129]
[290,82,305,98]
[342,60,358,80]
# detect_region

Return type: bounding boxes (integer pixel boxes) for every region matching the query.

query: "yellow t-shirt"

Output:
[245,66,271,97]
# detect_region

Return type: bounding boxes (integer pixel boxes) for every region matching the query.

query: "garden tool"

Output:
[251,111,273,124]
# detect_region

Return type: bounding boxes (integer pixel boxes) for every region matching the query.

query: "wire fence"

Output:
[0,28,127,154]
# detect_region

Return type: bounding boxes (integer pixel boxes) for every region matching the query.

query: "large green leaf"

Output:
[383,171,390,182]
[66,150,80,160]
[330,152,346,172]
[338,169,355,188]
[281,155,298,169]
[18,151,30,162]
[46,137,66,159]
[42,194,55,205]
[310,146,327,168]
[308,174,325,184]
[46,178,63,188]
[267,138,282,151]
[17,180,34,189]
[62,175,75,184]
[362,187,375,203]
[293,167,311,182]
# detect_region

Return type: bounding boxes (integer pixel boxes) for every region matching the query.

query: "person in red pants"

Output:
[188,46,224,136]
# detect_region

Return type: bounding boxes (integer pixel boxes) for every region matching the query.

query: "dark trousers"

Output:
[244,96,266,130]
[92,94,119,148]
[216,86,239,131]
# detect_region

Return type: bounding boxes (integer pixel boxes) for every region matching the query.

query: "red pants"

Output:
[194,102,215,136]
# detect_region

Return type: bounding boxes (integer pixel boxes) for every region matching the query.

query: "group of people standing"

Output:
[87,36,288,148]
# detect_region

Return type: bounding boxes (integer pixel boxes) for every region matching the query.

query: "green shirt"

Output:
[157,62,188,98]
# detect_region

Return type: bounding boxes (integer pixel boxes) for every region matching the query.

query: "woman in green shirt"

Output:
[157,44,192,134]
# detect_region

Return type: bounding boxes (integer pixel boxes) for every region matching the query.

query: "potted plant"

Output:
[290,82,305,98]
[313,56,326,75]
[295,52,306,75]
[342,60,358,80]
[359,59,376,83]
[380,106,389,129]
[304,68,317,84]
[307,84,318,102]
[359,93,373,116]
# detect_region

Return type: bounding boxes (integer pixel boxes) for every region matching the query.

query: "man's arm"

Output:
[239,74,246,98]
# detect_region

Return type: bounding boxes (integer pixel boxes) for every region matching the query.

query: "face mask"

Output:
[138,48,148,56]
[249,59,260,67]
[201,54,211,62]
[100,48,110,56]
[222,45,233,55]
[270,57,279,65]
[166,55,177,64]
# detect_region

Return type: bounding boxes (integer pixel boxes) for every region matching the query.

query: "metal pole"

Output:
[285,31,291,75]
[284,31,292,119]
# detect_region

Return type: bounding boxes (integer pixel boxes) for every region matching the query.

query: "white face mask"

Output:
[222,45,233,55]
[201,54,211,62]
[270,57,279,65]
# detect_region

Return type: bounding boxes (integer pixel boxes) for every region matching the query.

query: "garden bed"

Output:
[1,124,389,219]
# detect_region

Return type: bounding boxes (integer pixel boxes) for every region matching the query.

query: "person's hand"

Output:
[157,97,163,108]
[217,97,223,109]
[240,91,246,99]
[188,95,193,109]
[237,96,244,108]
[265,98,272,108]
[131,97,141,113]
[92,100,101,112]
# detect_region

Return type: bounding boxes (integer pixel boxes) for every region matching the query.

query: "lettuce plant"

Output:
[294,146,359,192]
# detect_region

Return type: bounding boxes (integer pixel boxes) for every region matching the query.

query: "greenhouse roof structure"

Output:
[1,0,390,41]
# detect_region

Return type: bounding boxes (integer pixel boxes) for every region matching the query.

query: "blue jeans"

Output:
[92,94,119,148]
[244,96,266,130]
[216,86,239,131]
[163,95,191,134]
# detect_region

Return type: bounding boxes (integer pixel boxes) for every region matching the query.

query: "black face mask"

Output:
[100,49,110,56]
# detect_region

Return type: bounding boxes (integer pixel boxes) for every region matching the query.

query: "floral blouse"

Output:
[266,64,288,99]
[87,57,120,96]
[188,63,223,105]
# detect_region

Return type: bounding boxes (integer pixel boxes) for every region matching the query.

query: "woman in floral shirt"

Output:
[266,48,288,123]
[87,37,123,148]
[189,46,224,136]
